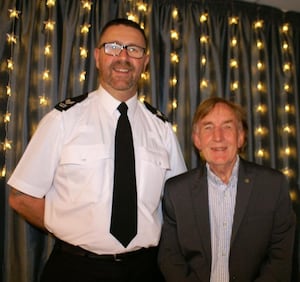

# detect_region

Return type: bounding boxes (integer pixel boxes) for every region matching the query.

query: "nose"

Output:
[212,127,223,141]
[118,48,129,58]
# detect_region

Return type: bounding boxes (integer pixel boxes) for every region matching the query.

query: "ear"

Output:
[143,54,150,72]
[192,131,202,151]
[237,129,245,149]
[94,48,100,69]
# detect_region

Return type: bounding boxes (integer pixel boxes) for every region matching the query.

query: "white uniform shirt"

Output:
[8,86,187,254]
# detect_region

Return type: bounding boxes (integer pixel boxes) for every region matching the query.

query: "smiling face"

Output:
[94,24,149,101]
[193,102,245,181]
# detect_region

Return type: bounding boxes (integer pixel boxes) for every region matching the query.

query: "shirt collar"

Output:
[206,156,240,186]
[97,85,138,120]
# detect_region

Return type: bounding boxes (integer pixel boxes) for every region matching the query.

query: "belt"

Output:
[55,240,156,262]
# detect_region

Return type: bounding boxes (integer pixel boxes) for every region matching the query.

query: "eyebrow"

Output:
[202,119,234,125]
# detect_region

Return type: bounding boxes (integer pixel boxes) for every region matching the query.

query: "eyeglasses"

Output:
[98,42,146,59]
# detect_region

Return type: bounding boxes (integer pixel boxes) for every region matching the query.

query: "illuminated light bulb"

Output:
[284,147,291,156]
[80,47,88,58]
[231,81,239,91]
[4,112,11,123]
[170,30,179,40]
[39,96,48,106]
[7,33,17,44]
[172,99,178,109]
[282,167,294,178]
[283,125,293,134]
[137,2,147,12]
[230,59,238,68]
[280,147,297,158]
[8,9,21,19]
[172,124,178,133]
[7,59,14,70]
[2,139,12,150]
[230,37,237,47]
[254,20,264,29]
[127,13,138,23]
[44,44,51,55]
[200,13,208,23]
[81,0,92,10]
[229,16,239,25]
[44,20,55,31]
[6,86,11,96]
[284,83,290,92]
[80,24,91,34]
[284,104,291,112]
[170,77,177,86]
[283,63,291,72]
[200,79,208,89]
[172,8,178,19]
[201,56,206,65]
[43,70,50,80]
[170,52,179,63]
[289,190,298,201]
[282,24,289,33]
[257,82,264,91]
[200,35,208,44]
[139,95,146,103]
[257,61,264,70]
[141,71,149,80]
[255,127,263,135]
[79,71,86,82]
[46,0,56,7]
[255,126,267,136]
[256,149,265,158]
[256,40,263,49]
[282,41,289,50]
[1,166,6,178]
[256,104,267,113]
[284,104,295,113]
[284,125,296,135]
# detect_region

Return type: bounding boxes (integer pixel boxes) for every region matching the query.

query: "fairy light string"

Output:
[1,7,21,177]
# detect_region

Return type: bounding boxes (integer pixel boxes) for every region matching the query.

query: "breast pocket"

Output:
[58,144,111,203]
[137,147,170,211]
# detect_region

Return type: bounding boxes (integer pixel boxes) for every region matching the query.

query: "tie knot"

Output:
[118,102,128,115]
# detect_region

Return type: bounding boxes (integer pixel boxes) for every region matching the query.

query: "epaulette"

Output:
[144,101,168,123]
[55,93,89,111]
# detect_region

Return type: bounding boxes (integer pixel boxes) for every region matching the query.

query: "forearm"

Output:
[9,188,46,230]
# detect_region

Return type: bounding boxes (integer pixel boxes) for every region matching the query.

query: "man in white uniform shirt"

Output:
[8,18,186,282]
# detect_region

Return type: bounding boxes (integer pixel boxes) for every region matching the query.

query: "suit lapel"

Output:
[189,160,255,260]
[191,165,212,262]
[231,159,255,244]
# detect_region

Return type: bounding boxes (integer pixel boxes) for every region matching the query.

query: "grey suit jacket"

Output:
[158,158,296,282]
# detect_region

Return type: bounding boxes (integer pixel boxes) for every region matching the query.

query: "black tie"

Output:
[110,102,137,247]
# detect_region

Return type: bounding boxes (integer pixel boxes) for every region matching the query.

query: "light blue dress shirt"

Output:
[207,157,239,282]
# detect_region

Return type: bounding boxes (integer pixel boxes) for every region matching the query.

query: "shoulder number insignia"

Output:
[55,93,88,111]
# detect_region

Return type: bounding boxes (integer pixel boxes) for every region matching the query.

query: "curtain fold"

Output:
[1,1,299,281]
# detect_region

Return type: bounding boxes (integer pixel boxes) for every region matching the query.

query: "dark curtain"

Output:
[0,0,299,281]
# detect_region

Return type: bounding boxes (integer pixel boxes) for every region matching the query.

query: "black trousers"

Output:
[40,242,165,282]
